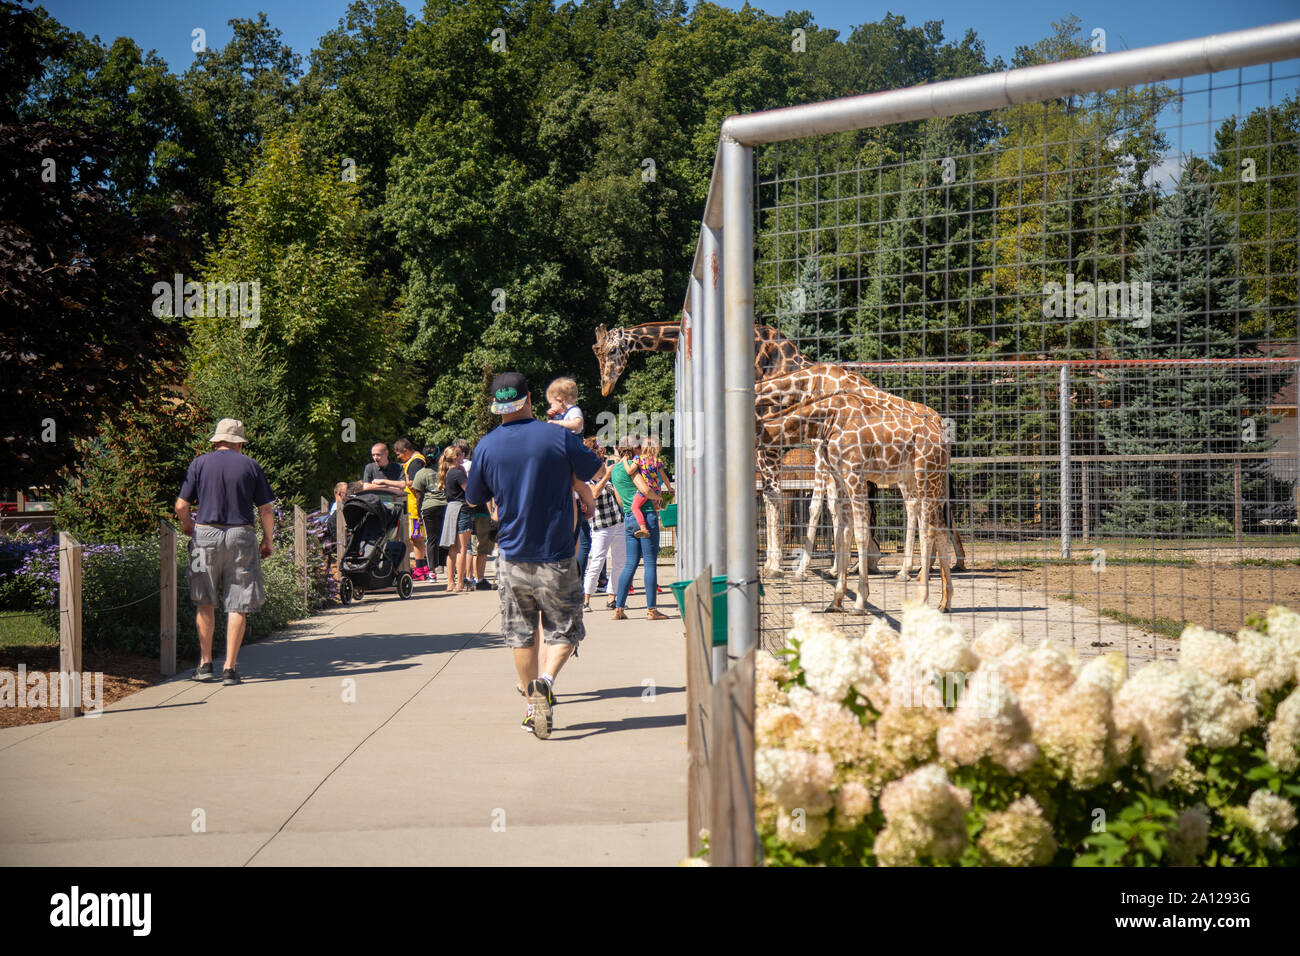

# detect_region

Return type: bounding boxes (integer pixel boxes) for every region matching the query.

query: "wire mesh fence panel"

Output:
[752,58,1300,661]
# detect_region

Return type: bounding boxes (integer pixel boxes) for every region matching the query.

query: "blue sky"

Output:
[36,0,1300,75]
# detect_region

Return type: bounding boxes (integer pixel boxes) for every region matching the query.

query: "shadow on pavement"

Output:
[203,630,507,683]
[552,712,687,740]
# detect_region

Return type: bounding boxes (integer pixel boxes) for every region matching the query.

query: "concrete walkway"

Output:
[0,566,688,866]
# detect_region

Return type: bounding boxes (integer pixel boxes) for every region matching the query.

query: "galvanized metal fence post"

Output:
[721,138,757,662]
[676,343,686,582]
[703,224,727,680]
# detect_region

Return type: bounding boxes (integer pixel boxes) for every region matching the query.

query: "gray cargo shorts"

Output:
[497,557,585,649]
[188,524,266,614]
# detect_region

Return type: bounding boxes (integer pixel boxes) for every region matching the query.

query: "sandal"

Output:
[647,609,669,621]
[605,599,617,609]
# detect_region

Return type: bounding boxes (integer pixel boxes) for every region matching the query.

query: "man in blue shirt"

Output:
[174,418,276,687]
[466,371,601,738]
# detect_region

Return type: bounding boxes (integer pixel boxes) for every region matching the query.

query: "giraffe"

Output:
[755,372,953,612]
[592,321,811,397]
[591,321,966,571]
[755,363,966,579]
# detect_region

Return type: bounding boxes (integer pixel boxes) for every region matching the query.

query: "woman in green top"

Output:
[611,436,668,621]
[412,444,447,578]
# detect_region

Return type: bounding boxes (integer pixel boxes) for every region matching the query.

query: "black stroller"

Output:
[337,494,414,603]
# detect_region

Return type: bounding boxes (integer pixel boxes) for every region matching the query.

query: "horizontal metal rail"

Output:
[685,18,1300,294]
[722,20,1300,145]
[843,357,1300,371]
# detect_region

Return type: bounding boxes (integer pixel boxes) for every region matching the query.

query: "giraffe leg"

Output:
[851,492,870,612]
[864,481,881,574]
[764,490,785,577]
[828,480,849,612]
[827,476,842,577]
[917,502,934,608]
[897,493,917,582]
[796,482,821,578]
[799,447,827,578]
[935,502,953,613]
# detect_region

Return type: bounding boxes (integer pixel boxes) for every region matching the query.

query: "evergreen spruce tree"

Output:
[774,254,838,360]
[1097,170,1265,536]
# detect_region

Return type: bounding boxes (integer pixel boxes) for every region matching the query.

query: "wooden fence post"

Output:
[683,566,714,858]
[320,496,328,513]
[709,647,756,867]
[59,532,82,719]
[16,491,25,513]
[294,505,308,601]
[159,522,176,677]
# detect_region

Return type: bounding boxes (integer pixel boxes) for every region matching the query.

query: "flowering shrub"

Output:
[757,604,1300,866]
[0,513,333,657]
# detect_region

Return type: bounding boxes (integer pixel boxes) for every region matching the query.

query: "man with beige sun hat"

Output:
[174,418,276,686]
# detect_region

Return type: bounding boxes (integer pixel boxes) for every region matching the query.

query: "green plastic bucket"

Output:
[658,503,678,527]
[670,575,728,646]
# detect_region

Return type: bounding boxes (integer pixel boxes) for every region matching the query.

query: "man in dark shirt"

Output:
[174,418,276,686]
[361,442,405,506]
[466,372,601,739]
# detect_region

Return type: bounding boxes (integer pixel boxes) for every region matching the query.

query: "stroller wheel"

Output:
[353,586,365,601]
[397,572,414,600]
[339,577,354,604]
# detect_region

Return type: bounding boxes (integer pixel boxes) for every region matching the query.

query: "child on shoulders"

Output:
[545,377,584,433]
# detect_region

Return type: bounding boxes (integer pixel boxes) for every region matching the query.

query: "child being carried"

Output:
[631,436,672,539]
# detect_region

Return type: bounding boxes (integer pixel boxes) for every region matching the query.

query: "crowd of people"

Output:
[182,375,675,736]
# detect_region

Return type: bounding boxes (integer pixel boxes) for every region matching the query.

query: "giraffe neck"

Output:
[619,323,681,354]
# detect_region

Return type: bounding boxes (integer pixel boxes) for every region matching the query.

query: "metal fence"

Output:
[676,20,1300,697]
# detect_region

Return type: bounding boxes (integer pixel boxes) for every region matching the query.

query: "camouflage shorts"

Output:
[497,557,585,649]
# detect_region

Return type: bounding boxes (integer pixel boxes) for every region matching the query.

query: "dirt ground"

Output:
[1004,561,1300,636]
[0,646,165,728]
[758,549,1300,657]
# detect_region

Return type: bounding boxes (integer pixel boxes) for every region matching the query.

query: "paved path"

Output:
[0,568,688,866]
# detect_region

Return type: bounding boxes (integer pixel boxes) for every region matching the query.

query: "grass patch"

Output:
[1233,558,1300,569]
[1011,555,1197,569]
[1097,607,1186,640]
[0,611,57,648]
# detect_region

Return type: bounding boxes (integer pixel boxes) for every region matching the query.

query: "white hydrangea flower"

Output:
[755,747,834,815]
[900,602,978,677]
[1114,661,1255,786]
[874,764,971,866]
[1244,789,1298,851]
[790,607,879,701]
[1031,672,1123,788]
[1265,687,1300,775]
[977,795,1057,866]
[936,666,1038,773]
[972,621,1018,660]
[776,808,829,850]
[862,616,903,683]
[1184,667,1256,750]
[785,686,872,765]
[1266,606,1300,677]
[1236,628,1293,693]
[832,779,875,830]
[1077,652,1127,694]
[1014,641,1080,726]
[1180,625,1243,684]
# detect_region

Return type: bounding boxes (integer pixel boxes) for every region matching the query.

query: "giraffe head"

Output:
[593,324,630,397]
